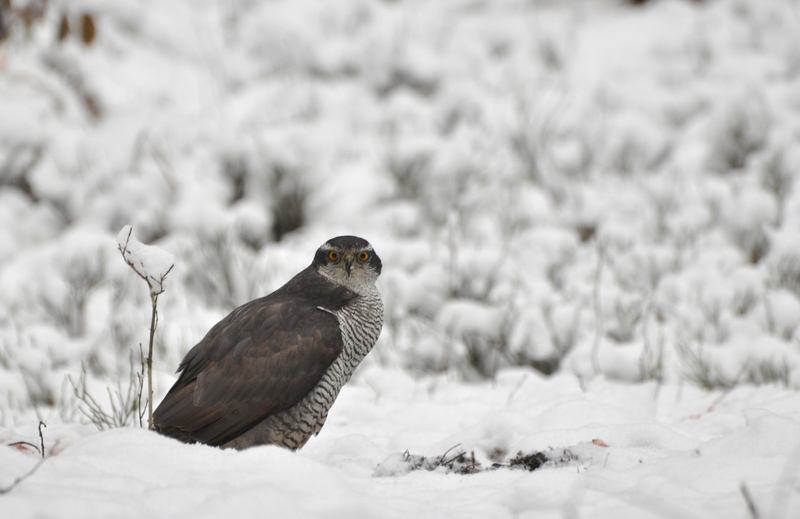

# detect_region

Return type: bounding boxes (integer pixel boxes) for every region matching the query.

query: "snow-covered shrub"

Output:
[705,88,771,173]
[33,230,110,339]
[267,163,308,242]
[5,0,800,428]
[0,141,43,200]
[218,147,310,245]
[68,354,144,430]
[509,91,549,185]
[762,290,800,341]
[221,153,249,206]
[759,142,797,223]
[40,254,105,339]
[723,187,776,264]
[768,234,800,298]
[541,299,582,358]
[605,293,643,344]
[183,231,262,311]
[744,356,791,387]
[437,299,509,379]
[384,143,432,202]
[674,337,729,390]
[770,251,800,297]
[601,112,671,176]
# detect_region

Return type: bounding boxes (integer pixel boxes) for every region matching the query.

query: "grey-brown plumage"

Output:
[153,236,383,450]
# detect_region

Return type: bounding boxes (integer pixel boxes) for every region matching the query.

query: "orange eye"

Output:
[328,251,339,261]
[359,251,369,262]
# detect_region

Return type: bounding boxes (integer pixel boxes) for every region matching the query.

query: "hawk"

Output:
[153,236,383,450]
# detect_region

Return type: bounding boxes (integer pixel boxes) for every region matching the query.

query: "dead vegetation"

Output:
[374,444,590,477]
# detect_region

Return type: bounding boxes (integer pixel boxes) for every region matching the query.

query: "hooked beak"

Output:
[343,254,354,276]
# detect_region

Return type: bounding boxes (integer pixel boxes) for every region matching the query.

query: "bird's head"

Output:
[313,236,382,293]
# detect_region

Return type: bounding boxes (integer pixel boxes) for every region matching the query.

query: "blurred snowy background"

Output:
[1,0,800,428]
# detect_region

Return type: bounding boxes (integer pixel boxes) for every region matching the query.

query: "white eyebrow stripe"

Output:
[318,241,373,252]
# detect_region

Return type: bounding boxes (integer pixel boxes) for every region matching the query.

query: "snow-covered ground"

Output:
[2,0,800,516]
[4,366,800,518]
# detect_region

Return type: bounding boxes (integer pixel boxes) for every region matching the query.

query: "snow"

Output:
[116,225,176,297]
[2,0,800,516]
[3,367,799,518]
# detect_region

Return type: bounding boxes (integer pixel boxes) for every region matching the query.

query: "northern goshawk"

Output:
[153,236,383,450]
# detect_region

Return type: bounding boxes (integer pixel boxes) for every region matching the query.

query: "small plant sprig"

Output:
[69,354,143,430]
[0,422,49,495]
[116,225,175,429]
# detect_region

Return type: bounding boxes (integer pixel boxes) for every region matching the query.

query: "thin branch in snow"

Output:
[705,365,747,414]
[116,226,175,298]
[439,443,464,465]
[7,441,40,455]
[439,443,463,465]
[768,440,800,519]
[591,241,605,376]
[507,374,528,403]
[116,225,175,429]
[1,422,50,495]
[69,359,142,430]
[0,457,46,495]
[38,421,45,458]
[575,371,588,393]
[137,343,146,428]
[739,482,760,519]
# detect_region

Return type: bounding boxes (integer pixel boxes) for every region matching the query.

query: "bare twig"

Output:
[769,440,800,519]
[117,227,175,298]
[69,360,141,430]
[575,371,588,393]
[146,295,158,429]
[591,242,605,375]
[0,457,46,495]
[117,227,174,430]
[762,292,776,336]
[706,364,747,413]
[1,423,50,494]
[38,421,45,458]
[464,451,477,473]
[7,441,39,454]
[137,343,146,428]
[507,374,528,404]
[740,482,760,519]
[439,443,463,465]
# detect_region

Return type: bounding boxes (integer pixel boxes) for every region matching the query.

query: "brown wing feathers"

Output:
[153,266,357,446]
